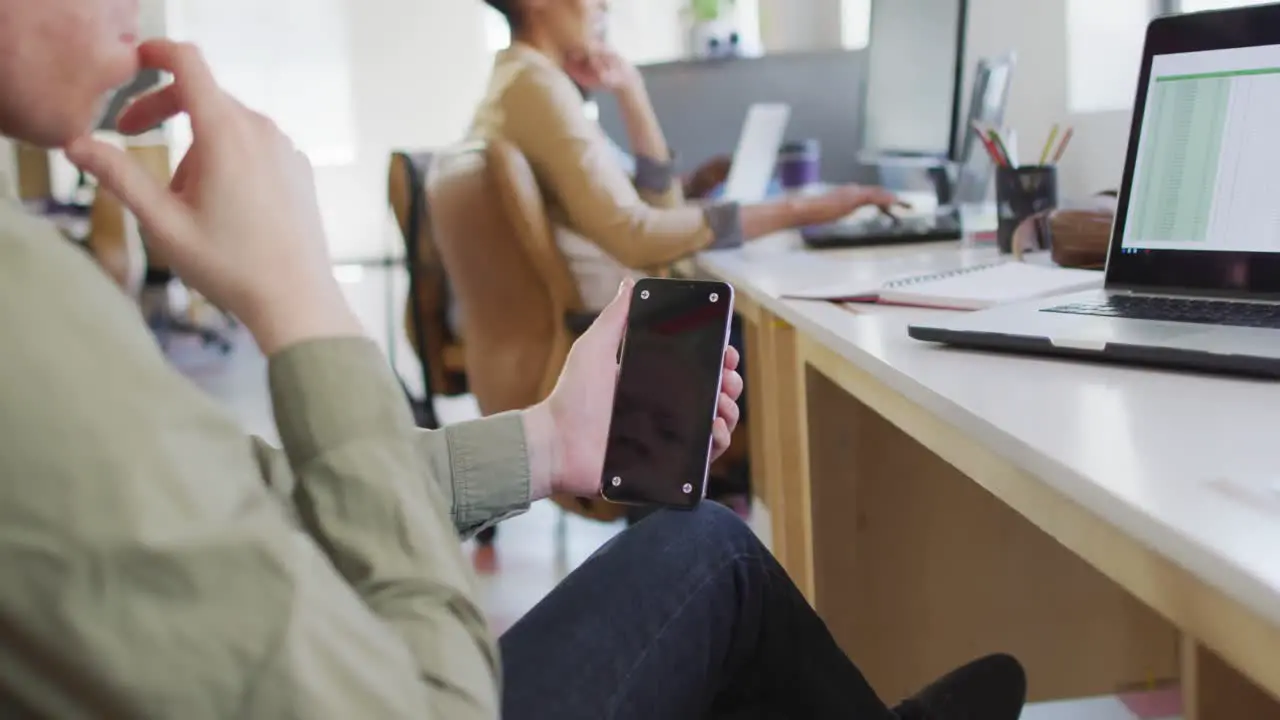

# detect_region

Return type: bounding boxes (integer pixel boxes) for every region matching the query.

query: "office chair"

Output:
[428,140,627,525]
[388,150,472,431]
[86,153,234,353]
[86,182,145,296]
[125,143,235,353]
[140,267,235,354]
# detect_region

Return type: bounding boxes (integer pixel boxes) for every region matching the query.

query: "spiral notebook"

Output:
[784,261,1103,310]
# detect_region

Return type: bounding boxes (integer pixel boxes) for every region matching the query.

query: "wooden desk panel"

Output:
[698,240,1280,714]
[778,311,1179,703]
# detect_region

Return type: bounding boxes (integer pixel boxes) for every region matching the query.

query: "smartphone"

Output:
[600,277,735,509]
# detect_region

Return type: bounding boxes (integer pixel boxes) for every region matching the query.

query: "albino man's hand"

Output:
[66,40,360,354]
[533,279,744,499]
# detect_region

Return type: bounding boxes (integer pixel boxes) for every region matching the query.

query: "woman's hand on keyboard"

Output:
[801,184,908,226]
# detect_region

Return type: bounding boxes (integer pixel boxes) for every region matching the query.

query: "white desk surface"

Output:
[694,235,1280,636]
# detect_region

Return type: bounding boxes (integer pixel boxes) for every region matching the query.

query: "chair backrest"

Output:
[428,140,583,414]
[88,144,166,297]
[389,151,466,407]
[88,187,146,296]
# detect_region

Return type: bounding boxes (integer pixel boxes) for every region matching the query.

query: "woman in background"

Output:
[471,0,899,310]
[466,0,897,518]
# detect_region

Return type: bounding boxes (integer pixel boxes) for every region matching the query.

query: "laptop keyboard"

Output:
[1043,295,1280,329]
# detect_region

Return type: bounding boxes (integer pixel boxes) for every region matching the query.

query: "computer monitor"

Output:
[861,0,968,160]
[951,53,1016,204]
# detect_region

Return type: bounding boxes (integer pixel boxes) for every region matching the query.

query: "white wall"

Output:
[140,0,167,37]
[610,0,688,64]
[162,0,496,262]
[323,0,494,261]
[757,0,844,54]
[964,0,1132,198]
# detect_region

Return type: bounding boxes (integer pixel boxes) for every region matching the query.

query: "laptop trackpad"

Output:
[1047,322,1198,351]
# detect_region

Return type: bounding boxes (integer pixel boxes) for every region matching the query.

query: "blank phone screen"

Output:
[602,280,733,508]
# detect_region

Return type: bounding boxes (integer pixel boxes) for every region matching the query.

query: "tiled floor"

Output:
[168,264,1179,719]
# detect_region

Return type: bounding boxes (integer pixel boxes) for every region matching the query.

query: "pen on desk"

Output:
[1039,123,1060,166]
[1051,127,1075,164]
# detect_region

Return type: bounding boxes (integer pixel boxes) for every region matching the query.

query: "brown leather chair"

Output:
[88,186,145,295]
[389,151,469,408]
[428,140,626,523]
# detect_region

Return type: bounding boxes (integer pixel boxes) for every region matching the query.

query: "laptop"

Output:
[720,103,791,203]
[908,5,1280,378]
[801,53,1015,249]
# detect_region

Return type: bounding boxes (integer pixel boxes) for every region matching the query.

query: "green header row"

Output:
[1157,66,1280,82]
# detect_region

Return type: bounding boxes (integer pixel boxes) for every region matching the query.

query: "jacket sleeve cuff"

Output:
[633,154,676,194]
[444,412,532,533]
[703,201,745,249]
[268,337,414,468]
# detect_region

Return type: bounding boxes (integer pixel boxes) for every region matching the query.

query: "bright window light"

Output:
[1066,0,1155,113]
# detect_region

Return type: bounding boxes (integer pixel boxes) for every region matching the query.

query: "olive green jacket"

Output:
[0,193,529,718]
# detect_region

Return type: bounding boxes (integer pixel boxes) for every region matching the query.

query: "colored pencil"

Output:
[1039,123,1060,165]
[988,129,1013,168]
[1051,127,1075,164]
[971,120,1006,166]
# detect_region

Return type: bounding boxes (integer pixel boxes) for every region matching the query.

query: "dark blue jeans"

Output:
[500,503,893,720]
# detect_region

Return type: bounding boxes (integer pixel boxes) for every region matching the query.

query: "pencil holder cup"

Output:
[996,165,1058,254]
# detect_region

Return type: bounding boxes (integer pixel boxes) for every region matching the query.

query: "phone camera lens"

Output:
[709,293,719,303]
[640,290,650,300]
[682,483,694,494]
[611,476,622,487]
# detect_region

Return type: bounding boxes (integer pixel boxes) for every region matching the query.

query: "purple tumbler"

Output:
[777,139,821,191]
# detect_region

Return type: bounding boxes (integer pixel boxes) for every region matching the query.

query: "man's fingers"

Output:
[712,418,732,454]
[586,278,633,352]
[136,40,228,129]
[65,137,196,255]
[721,368,744,400]
[116,84,182,136]
[717,392,741,431]
[723,345,741,372]
[170,149,197,193]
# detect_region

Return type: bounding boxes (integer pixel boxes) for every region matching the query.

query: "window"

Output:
[1066,0,1157,113]
[841,0,873,50]
[166,0,357,166]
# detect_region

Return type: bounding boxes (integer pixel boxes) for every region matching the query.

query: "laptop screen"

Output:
[1120,45,1280,254]
[720,104,791,204]
[1106,5,1280,297]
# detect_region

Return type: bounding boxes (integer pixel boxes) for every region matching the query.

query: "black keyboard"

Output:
[1043,295,1280,329]
[801,214,962,249]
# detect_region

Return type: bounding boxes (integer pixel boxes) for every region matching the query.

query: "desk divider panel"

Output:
[595,50,875,185]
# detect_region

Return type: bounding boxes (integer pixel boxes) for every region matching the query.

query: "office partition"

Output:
[597,50,875,184]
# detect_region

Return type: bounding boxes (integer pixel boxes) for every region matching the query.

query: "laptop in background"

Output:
[720,103,791,203]
[909,5,1280,378]
[802,53,1015,249]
